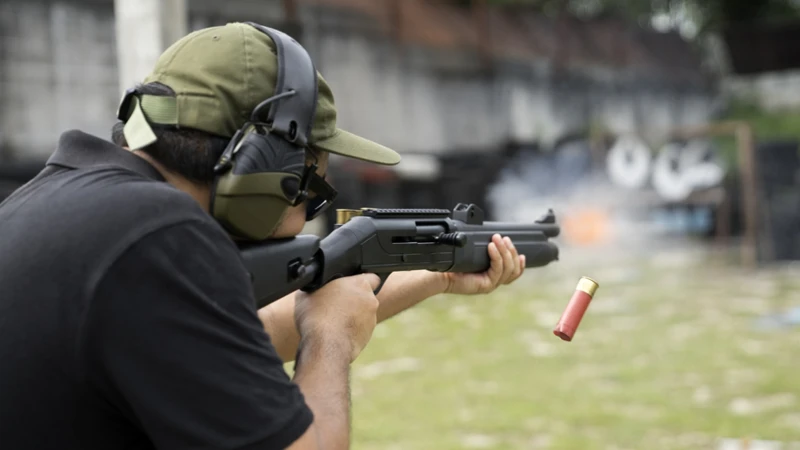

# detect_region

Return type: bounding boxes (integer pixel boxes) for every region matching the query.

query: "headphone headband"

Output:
[208,22,334,242]
[245,22,318,148]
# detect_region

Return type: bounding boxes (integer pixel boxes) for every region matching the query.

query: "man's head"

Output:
[112,22,400,239]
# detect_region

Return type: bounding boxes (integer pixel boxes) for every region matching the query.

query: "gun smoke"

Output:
[485,139,677,258]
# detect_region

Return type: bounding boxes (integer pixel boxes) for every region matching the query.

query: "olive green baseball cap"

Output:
[119,22,401,166]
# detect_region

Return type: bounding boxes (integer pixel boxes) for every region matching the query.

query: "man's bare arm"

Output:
[260,235,522,364]
[284,273,382,449]
[259,270,448,363]
[285,338,352,450]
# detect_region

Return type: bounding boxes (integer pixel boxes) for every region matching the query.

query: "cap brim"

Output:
[312,128,401,166]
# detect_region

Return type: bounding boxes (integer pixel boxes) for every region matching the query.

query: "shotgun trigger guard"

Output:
[373,273,390,295]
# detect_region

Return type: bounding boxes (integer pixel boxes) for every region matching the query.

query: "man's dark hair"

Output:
[111,82,230,184]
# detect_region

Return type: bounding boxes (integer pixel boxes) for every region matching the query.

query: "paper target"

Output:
[679,140,726,190]
[651,140,726,201]
[606,135,652,189]
[652,142,692,201]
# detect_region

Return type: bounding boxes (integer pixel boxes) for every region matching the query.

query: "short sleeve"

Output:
[82,219,313,450]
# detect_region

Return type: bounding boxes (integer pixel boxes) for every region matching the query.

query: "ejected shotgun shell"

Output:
[553,277,599,342]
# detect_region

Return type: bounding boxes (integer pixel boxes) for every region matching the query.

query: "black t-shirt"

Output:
[0,130,313,449]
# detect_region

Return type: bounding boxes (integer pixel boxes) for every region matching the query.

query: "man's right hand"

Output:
[293,273,381,364]
[288,274,382,450]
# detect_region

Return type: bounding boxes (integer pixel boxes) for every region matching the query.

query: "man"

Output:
[0,23,524,449]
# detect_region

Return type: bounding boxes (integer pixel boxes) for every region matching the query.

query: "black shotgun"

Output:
[239,203,560,308]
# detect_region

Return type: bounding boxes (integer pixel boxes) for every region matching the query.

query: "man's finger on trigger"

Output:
[363,273,383,290]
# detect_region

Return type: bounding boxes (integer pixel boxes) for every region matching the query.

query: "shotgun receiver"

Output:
[239,203,560,308]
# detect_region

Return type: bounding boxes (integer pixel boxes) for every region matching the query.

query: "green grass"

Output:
[335,244,800,449]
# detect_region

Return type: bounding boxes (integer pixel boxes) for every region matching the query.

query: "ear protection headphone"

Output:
[116,23,337,241]
[209,22,337,241]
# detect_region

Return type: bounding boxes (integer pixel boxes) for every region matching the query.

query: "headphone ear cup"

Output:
[211,178,295,240]
[230,128,306,178]
[210,128,306,241]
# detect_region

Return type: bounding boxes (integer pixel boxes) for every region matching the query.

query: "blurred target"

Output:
[679,139,726,190]
[652,140,726,202]
[606,135,652,189]
[651,142,690,201]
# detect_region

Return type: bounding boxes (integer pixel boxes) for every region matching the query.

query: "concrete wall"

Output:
[297,5,718,155]
[300,14,718,154]
[0,0,718,163]
[0,0,119,161]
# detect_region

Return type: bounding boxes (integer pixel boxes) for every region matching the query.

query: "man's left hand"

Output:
[442,234,525,295]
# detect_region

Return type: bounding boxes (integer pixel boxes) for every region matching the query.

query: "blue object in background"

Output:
[651,206,714,235]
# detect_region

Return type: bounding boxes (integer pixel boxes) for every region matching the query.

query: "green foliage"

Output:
[711,98,800,168]
[725,99,800,141]
[716,99,800,164]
